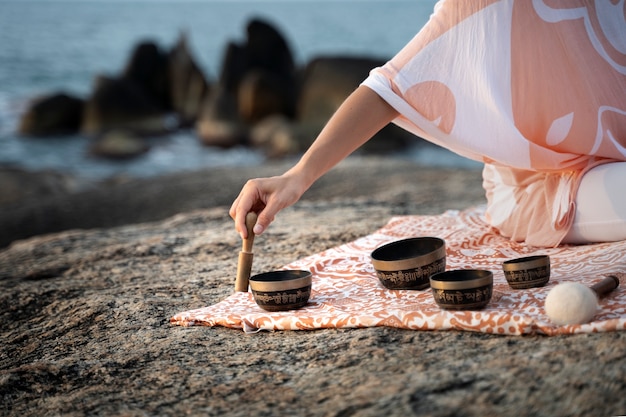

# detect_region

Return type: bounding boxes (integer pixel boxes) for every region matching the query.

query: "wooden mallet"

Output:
[235,212,257,292]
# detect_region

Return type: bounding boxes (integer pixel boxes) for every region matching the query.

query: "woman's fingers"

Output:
[230,175,306,239]
[230,179,263,239]
[230,177,278,239]
[252,208,273,235]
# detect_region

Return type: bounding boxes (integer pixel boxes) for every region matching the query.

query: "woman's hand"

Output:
[229,172,308,239]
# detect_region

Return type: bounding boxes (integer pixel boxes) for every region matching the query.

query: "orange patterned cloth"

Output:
[362,1,626,246]
[170,207,626,336]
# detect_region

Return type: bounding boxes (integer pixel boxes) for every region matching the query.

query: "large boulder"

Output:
[215,18,295,94]
[238,19,297,122]
[196,18,297,147]
[168,33,211,126]
[122,40,171,111]
[238,69,295,124]
[17,93,84,136]
[296,56,385,126]
[245,18,295,77]
[81,75,167,136]
[296,55,416,153]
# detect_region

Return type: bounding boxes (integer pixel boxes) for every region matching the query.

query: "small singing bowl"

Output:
[371,237,446,290]
[249,270,312,312]
[502,255,550,289]
[429,269,493,310]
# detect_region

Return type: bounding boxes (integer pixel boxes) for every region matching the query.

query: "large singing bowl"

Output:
[249,270,312,312]
[371,237,446,290]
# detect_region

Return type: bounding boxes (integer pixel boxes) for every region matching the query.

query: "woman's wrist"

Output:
[283,161,318,194]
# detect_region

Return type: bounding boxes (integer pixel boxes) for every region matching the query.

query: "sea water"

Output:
[0,0,478,180]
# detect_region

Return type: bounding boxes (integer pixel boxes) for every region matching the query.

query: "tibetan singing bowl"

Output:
[502,255,550,289]
[249,270,312,312]
[371,237,446,290]
[430,269,493,310]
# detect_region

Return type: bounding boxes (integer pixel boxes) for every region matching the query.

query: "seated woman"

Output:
[230,0,626,247]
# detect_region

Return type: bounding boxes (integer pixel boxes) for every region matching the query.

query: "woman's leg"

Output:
[563,162,626,244]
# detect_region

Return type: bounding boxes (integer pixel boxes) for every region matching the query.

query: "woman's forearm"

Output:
[229,85,399,237]
[285,85,399,188]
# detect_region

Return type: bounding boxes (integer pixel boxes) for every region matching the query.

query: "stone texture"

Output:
[1,157,625,417]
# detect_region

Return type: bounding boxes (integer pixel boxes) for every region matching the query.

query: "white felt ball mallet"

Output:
[545,275,620,325]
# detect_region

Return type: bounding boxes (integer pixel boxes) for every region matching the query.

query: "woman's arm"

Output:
[230,85,399,238]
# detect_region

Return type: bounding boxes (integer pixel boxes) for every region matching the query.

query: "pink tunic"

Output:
[362,0,626,246]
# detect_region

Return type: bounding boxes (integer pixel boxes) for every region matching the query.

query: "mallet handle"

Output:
[235,252,253,292]
[590,275,620,298]
[234,212,258,292]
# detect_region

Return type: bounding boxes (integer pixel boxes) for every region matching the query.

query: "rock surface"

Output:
[1,157,625,417]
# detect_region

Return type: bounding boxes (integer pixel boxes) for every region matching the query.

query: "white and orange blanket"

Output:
[170,206,626,336]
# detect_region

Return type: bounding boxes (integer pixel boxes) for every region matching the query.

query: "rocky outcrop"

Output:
[1,158,624,417]
[16,18,419,160]
[18,34,211,146]
[82,35,210,137]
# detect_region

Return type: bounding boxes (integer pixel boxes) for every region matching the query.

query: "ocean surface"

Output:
[0,0,479,180]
